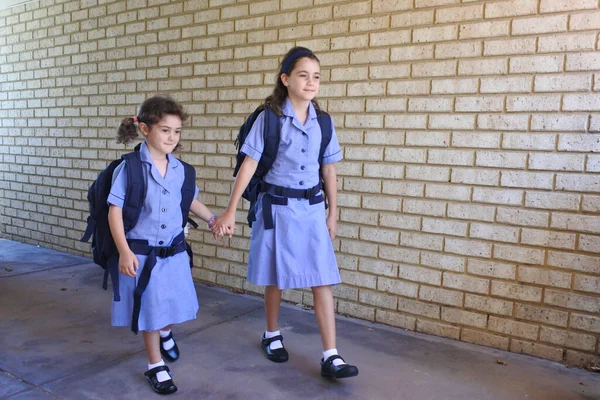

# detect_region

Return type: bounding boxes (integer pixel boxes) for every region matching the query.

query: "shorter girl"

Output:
[108,95,226,394]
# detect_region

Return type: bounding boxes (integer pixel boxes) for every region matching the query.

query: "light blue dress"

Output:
[107,141,199,332]
[241,98,343,289]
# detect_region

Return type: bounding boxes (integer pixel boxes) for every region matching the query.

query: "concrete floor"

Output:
[0,238,599,400]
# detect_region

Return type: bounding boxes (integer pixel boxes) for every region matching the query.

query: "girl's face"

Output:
[140,114,182,157]
[281,57,321,102]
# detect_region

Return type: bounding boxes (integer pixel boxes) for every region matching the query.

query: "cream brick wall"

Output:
[1,0,599,367]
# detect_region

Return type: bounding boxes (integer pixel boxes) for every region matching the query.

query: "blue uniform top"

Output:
[240,98,343,189]
[107,141,199,247]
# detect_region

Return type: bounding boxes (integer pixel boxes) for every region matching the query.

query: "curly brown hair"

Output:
[116,95,188,149]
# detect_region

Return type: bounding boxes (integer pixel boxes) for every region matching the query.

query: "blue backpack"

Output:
[233,105,333,226]
[80,145,197,289]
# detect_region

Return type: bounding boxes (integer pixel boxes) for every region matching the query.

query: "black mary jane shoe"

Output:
[144,365,178,395]
[261,334,289,363]
[160,332,180,362]
[321,355,359,379]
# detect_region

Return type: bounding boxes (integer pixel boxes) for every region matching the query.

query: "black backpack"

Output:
[233,105,333,225]
[80,145,197,289]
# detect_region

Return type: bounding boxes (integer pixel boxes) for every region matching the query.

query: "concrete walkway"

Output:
[0,238,599,400]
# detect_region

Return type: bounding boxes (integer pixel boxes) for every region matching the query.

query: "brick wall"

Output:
[1,0,599,367]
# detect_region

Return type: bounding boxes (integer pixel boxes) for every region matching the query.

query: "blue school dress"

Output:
[241,98,343,289]
[107,141,199,332]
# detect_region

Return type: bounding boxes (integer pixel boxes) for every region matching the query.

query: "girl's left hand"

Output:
[326,215,337,241]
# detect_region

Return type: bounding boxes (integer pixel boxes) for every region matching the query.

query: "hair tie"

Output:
[132,116,138,123]
[281,49,313,75]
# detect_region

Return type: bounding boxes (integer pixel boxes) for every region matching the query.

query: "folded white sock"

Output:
[148,359,171,383]
[323,348,345,367]
[265,330,283,350]
[160,329,175,351]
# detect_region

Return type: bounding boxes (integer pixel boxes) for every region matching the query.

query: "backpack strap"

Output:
[317,111,333,165]
[256,106,281,179]
[121,152,145,233]
[180,160,196,228]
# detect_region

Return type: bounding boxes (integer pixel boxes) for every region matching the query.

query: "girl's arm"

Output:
[108,205,139,277]
[189,199,215,223]
[213,156,259,233]
[321,163,338,241]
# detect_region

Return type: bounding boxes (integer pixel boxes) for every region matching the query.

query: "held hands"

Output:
[326,214,338,241]
[119,248,139,277]
[210,211,236,240]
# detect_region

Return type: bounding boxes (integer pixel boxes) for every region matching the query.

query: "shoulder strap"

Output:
[121,152,145,233]
[256,106,280,179]
[180,159,196,229]
[317,111,333,165]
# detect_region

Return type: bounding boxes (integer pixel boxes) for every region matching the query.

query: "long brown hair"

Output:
[116,95,188,149]
[264,46,322,116]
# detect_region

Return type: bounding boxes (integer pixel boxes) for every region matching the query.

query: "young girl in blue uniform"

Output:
[108,95,226,394]
[213,47,359,379]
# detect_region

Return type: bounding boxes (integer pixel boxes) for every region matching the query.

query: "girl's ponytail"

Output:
[116,116,139,145]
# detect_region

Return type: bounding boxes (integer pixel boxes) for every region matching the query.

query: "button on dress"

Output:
[241,98,343,289]
[107,141,199,332]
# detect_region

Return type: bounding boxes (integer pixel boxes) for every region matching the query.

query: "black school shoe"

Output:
[144,365,178,395]
[160,332,180,362]
[261,334,289,363]
[321,355,359,379]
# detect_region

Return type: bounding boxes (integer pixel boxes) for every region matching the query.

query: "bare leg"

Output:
[264,285,282,331]
[312,285,336,350]
[143,330,162,364]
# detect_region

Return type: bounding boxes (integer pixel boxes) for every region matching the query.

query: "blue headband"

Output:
[281,49,314,75]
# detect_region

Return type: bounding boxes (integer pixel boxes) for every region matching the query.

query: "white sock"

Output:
[160,329,175,351]
[264,330,283,350]
[323,348,345,367]
[148,359,171,383]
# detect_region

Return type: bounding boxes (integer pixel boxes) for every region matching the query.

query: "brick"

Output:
[550,213,600,233]
[484,0,537,18]
[406,165,450,182]
[371,65,411,79]
[531,154,585,172]
[359,258,398,278]
[383,181,426,197]
[376,310,416,330]
[378,277,419,298]
[470,222,519,243]
[391,10,434,28]
[443,272,489,294]
[540,326,597,352]
[429,114,476,130]
[480,76,532,93]
[556,173,600,193]
[372,30,412,47]
[461,328,510,350]
[587,155,600,172]
[564,351,600,369]
[398,298,441,319]
[390,44,433,61]
[350,49,389,64]
[558,134,600,152]
[435,42,481,59]
[531,114,588,132]
[513,15,567,35]
[401,231,443,251]
[350,16,389,32]
[421,252,465,272]
[501,171,554,190]
[419,286,463,307]
[566,53,600,72]
[476,151,526,169]
[406,131,450,147]
[360,225,400,243]
[340,270,377,289]
[446,238,492,258]
[338,300,375,321]
[545,289,600,313]
[385,148,427,163]
[484,37,536,56]
[569,10,600,31]
[417,319,460,340]
[540,0,597,13]
[465,294,513,316]
[428,149,474,166]
[414,26,459,44]
[451,168,499,186]
[416,0,459,6]
[582,195,600,212]
[564,94,600,111]
[521,228,576,250]
[359,289,398,310]
[425,184,471,201]
[333,1,370,18]
[479,114,530,131]
[459,20,509,39]
[473,187,524,205]
[448,203,496,222]
[452,132,501,149]
[547,249,600,275]
[489,316,539,340]
[436,4,482,24]
[456,96,503,112]
[379,245,420,264]
[373,0,412,13]
[459,58,507,76]
[508,95,561,112]
[442,307,487,328]
[573,275,600,294]
[412,60,456,77]
[538,33,597,53]
[516,304,569,327]
[579,234,600,253]
[510,340,563,362]
[569,314,600,334]
[331,34,368,50]
[491,281,542,302]
[431,78,478,94]
[388,80,430,95]
[510,55,563,74]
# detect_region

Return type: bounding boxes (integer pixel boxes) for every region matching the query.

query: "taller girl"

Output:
[213,47,358,379]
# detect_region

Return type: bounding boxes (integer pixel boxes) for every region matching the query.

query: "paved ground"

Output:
[1,238,599,400]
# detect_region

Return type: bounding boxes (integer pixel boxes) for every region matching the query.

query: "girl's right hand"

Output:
[212,210,236,238]
[119,249,139,277]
